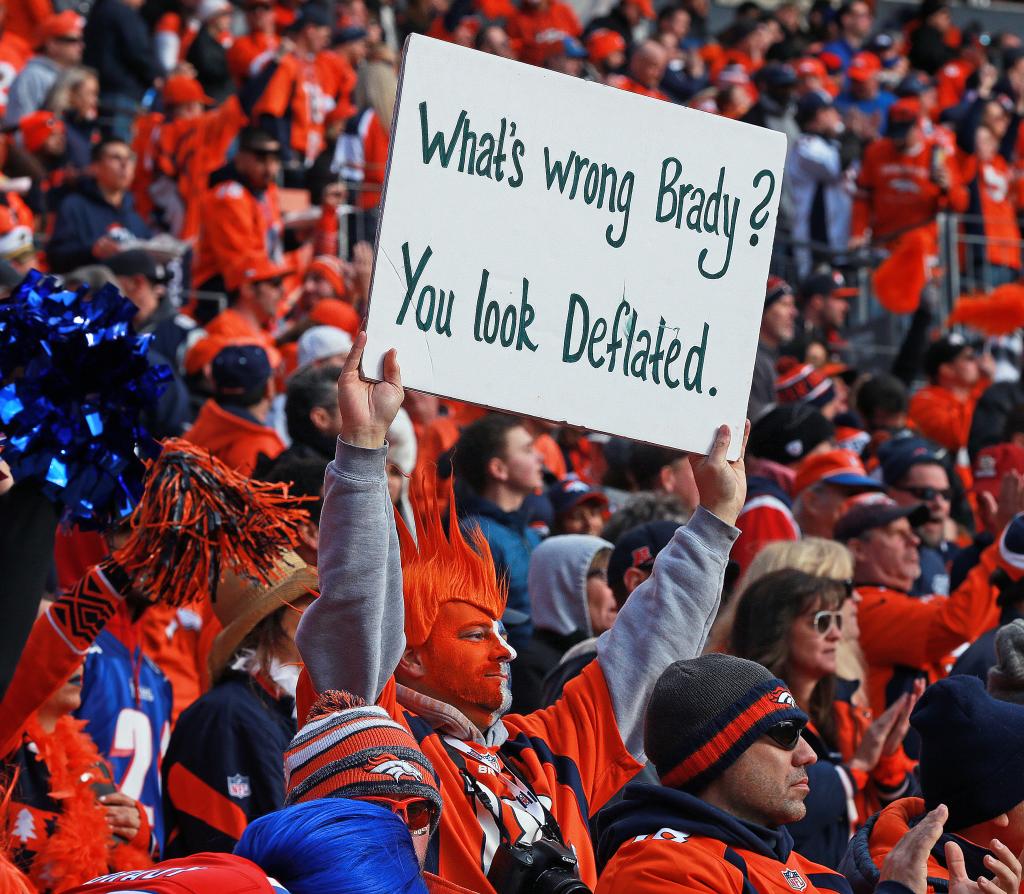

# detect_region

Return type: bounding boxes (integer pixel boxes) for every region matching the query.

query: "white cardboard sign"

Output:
[364,34,786,459]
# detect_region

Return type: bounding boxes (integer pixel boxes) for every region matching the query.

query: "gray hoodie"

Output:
[528,535,612,638]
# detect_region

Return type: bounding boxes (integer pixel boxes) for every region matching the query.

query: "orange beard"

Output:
[415,601,515,729]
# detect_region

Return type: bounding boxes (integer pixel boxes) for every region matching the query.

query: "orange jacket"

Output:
[936,59,973,112]
[957,152,1021,271]
[184,398,285,475]
[853,137,968,244]
[608,73,670,101]
[907,378,988,453]
[841,797,994,894]
[3,0,49,45]
[856,544,999,715]
[131,111,164,225]
[252,51,348,165]
[192,174,283,288]
[0,32,30,118]
[227,31,279,84]
[506,0,581,65]
[595,785,851,894]
[157,96,248,240]
[371,663,641,892]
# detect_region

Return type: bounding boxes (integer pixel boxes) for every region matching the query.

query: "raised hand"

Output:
[338,331,404,449]
[688,421,750,527]
[879,804,948,894]
[947,837,1024,894]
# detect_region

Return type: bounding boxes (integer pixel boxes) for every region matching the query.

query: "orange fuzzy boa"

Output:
[19,716,151,891]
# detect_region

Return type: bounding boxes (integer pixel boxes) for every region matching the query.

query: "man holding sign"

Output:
[296,330,748,893]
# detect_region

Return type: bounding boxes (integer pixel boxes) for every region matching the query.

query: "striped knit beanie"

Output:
[775,357,836,409]
[283,690,443,832]
[644,654,808,793]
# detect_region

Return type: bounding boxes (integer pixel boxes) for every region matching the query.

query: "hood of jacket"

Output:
[839,797,992,894]
[527,534,612,637]
[596,783,797,874]
[77,175,138,214]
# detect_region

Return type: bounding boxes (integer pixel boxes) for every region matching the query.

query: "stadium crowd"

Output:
[7,0,1024,890]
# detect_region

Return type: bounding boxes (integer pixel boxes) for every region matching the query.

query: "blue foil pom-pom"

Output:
[0,270,169,528]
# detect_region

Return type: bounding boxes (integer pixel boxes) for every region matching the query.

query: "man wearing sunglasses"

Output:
[837,493,1002,721]
[597,654,874,893]
[880,437,957,596]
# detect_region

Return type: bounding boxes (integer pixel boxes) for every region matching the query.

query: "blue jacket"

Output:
[83,0,160,101]
[48,178,151,273]
[457,488,542,652]
[162,671,296,858]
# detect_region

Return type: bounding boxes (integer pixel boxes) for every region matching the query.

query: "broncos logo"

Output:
[769,686,797,707]
[364,753,424,782]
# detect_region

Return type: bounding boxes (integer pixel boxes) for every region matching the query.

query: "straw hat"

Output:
[208,551,317,682]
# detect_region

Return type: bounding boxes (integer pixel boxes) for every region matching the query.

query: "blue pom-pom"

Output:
[0,270,169,529]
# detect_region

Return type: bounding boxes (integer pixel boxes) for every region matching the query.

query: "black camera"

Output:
[488,836,592,894]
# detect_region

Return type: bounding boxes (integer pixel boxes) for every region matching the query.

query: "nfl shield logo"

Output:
[782,869,807,891]
[227,774,251,799]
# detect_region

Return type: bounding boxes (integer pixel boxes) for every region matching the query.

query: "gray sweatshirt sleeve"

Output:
[295,438,405,702]
[595,506,738,759]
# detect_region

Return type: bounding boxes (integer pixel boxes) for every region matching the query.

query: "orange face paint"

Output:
[418,601,516,728]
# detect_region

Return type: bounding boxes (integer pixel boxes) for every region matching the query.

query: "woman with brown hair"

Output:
[729,567,921,869]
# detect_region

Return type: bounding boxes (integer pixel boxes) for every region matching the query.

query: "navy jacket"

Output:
[457,488,542,652]
[48,178,151,273]
[83,0,160,101]
[162,672,295,858]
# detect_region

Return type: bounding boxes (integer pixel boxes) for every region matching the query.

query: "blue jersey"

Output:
[76,628,173,850]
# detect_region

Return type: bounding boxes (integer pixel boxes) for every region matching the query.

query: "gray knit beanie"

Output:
[988,619,1024,705]
[644,654,808,793]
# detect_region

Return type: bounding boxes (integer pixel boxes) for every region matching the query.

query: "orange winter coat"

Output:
[907,379,988,453]
[857,544,1000,715]
[184,398,284,475]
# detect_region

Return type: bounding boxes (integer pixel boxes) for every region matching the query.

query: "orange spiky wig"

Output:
[397,466,507,647]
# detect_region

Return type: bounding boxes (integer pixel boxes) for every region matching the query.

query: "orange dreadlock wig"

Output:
[397,466,507,648]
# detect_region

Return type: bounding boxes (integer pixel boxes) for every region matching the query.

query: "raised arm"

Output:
[295,333,407,701]
[596,423,747,759]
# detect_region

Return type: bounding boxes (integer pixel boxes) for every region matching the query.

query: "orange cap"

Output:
[19,109,64,152]
[309,298,360,336]
[36,10,83,47]
[227,258,293,291]
[586,28,626,63]
[162,75,213,107]
[847,51,881,82]
[795,56,826,79]
[793,448,883,497]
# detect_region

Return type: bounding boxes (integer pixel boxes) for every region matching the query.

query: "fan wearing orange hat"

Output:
[791,447,884,538]
[3,10,81,126]
[585,0,652,56]
[834,50,895,135]
[585,28,626,78]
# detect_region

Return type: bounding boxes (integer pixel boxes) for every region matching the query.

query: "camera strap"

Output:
[440,735,567,849]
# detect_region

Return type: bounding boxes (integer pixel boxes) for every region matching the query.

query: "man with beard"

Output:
[296,332,747,893]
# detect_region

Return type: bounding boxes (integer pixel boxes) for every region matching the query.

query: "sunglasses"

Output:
[364,797,435,835]
[894,485,951,502]
[811,609,843,635]
[765,720,806,751]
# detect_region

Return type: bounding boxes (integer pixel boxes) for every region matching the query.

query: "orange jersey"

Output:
[856,546,999,715]
[506,0,581,65]
[139,602,205,725]
[184,398,285,475]
[907,379,987,453]
[156,95,247,240]
[227,31,279,83]
[193,175,283,287]
[3,0,49,46]
[373,662,641,892]
[131,111,164,225]
[852,137,968,243]
[0,32,30,118]
[252,51,345,164]
[936,59,972,112]
[958,152,1021,271]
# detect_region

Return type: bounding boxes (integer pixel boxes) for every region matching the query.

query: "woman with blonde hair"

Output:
[45,66,100,170]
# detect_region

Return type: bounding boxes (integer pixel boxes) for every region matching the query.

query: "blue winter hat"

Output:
[911,675,1024,831]
[878,436,946,486]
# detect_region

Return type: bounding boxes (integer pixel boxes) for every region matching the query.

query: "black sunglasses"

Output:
[765,720,806,751]
[894,485,952,502]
